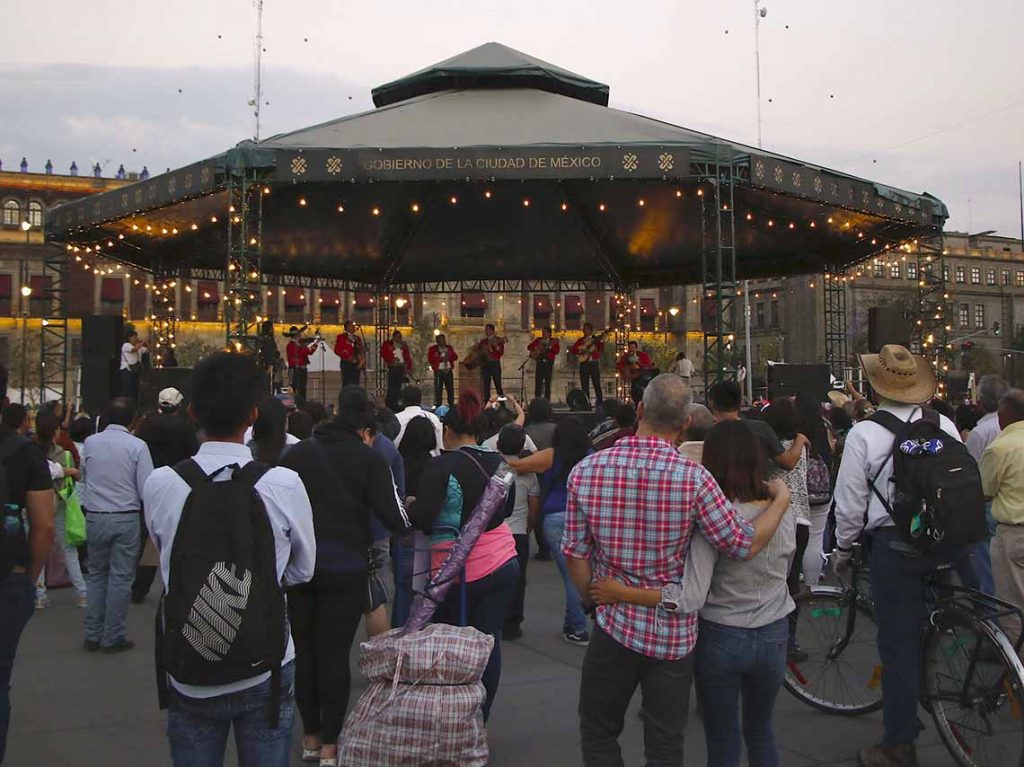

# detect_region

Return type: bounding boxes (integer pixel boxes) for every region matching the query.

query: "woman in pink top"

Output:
[408,391,518,720]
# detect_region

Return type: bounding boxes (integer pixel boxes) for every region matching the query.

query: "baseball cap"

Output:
[158,387,184,410]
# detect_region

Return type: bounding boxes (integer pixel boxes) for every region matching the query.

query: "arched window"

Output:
[1,200,20,227]
[27,200,43,228]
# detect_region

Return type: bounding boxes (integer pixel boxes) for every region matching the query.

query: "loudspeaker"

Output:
[81,356,118,414]
[139,367,193,412]
[82,315,125,359]
[767,363,831,401]
[867,307,913,352]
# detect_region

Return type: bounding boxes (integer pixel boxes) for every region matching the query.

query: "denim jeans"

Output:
[505,533,530,630]
[0,572,35,764]
[579,625,694,767]
[695,617,788,767]
[542,512,588,635]
[84,512,140,646]
[868,527,964,746]
[434,557,519,720]
[167,661,295,767]
[55,505,87,597]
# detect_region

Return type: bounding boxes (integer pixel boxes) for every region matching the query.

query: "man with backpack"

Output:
[0,402,55,762]
[833,345,987,767]
[143,351,315,767]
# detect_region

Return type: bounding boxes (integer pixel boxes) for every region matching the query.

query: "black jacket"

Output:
[280,418,408,580]
[135,412,199,468]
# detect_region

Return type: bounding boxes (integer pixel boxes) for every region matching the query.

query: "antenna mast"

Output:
[253,0,264,140]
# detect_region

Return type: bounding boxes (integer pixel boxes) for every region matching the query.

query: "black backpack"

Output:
[156,459,286,723]
[869,409,987,553]
[0,435,33,583]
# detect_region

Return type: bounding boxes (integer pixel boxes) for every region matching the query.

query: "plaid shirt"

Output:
[563,435,754,660]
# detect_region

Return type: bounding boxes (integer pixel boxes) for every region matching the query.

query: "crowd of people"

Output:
[0,341,1021,767]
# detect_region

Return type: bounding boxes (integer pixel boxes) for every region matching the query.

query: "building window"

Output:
[0,274,10,316]
[889,264,901,279]
[1018,271,1024,287]
[1003,270,1011,287]
[99,278,124,316]
[756,302,765,328]
[986,268,996,286]
[28,275,51,317]
[959,303,970,329]
[460,292,487,319]
[197,281,220,322]
[955,265,965,284]
[393,294,411,326]
[564,294,583,330]
[319,290,340,324]
[943,265,949,282]
[283,288,307,323]
[970,267,981,285]
[639,298,656,332]
[533,294,553,328]
[352,291,373,325]
[907,262,918,280]
[26,201,43,228]
[770,299,780,327]
[873,262,884,278]
[1,200,20,228]
[975,304,985,329]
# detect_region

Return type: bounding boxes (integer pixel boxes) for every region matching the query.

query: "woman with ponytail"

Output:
[408,391,519,721]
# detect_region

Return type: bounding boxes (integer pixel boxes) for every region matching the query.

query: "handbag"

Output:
[60,451,86,548]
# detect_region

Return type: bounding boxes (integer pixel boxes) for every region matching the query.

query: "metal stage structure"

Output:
[44,43,948,404]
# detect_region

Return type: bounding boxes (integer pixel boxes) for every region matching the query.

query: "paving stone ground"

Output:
[7,554,957,766]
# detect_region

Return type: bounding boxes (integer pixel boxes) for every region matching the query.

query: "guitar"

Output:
[574,328,613,362]
[465,335,506,370]
[529,337,555,361]
[622,355,644,382]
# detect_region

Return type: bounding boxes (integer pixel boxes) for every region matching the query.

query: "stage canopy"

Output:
[46,42,947,292]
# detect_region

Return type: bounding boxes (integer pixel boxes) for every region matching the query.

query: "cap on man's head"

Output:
[158,387,184,411]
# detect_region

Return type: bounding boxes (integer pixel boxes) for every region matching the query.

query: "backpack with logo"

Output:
[0,435,33,583]
[806,447,832,506]
[868,409,987,553]
[156,459,286,722]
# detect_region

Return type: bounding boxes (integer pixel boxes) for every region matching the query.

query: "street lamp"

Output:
[19,285,32,405]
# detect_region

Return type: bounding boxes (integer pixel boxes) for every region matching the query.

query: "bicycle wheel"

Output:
[923,614,1024,767]
[784,586,884,715]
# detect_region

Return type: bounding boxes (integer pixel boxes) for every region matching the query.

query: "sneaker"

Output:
[34,594,51,610]
[858,744,918,767]
[563,630,590,647]
[101,639,135,654]
[77,594,88,608]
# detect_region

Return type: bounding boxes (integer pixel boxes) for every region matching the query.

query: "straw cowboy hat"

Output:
[858,344,937,405]
[827,390,851,409]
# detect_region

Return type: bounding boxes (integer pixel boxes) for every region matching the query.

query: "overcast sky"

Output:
[1,0,1021,236]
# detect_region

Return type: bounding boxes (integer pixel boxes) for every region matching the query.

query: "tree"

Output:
[174,333,222,368]
[7,323,42,405]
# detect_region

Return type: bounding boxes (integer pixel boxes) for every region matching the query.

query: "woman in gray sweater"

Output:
[590,420,794,767]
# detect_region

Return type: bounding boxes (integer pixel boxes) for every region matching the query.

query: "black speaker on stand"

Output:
[81,315,126,413]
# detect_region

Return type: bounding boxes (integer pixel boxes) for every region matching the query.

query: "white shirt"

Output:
[394,406,444,456]
[967,411,1001,463]
[834,402,961,549]
[673,358,695,378]
[481,433,539,454]
[120,342,140,371]
[242,426,300,447]
[143,441,316,699]
[497,454,541,535]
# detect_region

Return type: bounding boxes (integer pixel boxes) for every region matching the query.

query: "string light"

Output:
[298,198,307,206]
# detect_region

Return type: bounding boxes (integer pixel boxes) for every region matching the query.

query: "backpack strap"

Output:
[172,457,210,489]
[866,408,920,515]
[233,460,272,488]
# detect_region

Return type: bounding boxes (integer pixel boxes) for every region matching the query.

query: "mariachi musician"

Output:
[427,333,458,408]
[381,329,413,411]
[527,326,560,400]
[284,325,317,401]
[617,340,654,405]
[570,322,605,407]
[477,323,505,400]
[334,320,365,388]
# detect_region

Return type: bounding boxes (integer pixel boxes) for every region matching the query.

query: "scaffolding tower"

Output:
[700,164,738,394]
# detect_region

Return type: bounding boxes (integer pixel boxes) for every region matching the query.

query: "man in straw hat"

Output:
[832,345,969,767]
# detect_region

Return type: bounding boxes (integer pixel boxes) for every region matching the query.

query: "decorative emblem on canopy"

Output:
[658,153,674,172]
[325,156,343,174]
[291,157,308,176]
[622,153,638,172]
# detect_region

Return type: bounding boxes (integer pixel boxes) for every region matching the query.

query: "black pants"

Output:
[119,369,139,402]
[481,360,504,400]
[579,360,603,407]
[580,625,694,767]
[505,533,530,630]
[290,366,308,400]
[385,366,406,411]
[434,369,454,407]
[340,360,361,388]
[287,574,367,744]
[131,509,157,601]
[534,360,554,400]
[787,523,811,646]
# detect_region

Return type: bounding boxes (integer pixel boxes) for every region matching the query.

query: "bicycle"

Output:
[783,543,1024,767]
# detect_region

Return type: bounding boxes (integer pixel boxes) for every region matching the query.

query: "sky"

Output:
[1,0,1021,236]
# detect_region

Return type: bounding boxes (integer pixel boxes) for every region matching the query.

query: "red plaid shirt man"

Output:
[563,435,754,660]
